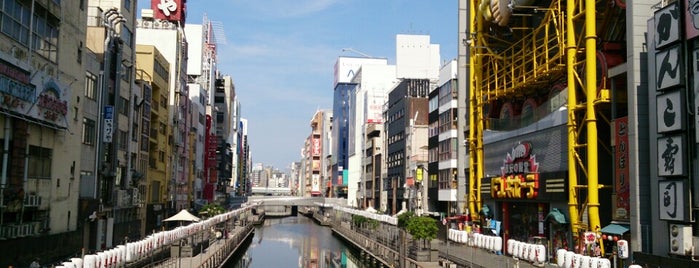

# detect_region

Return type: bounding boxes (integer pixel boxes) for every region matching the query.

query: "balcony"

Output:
[0,221,41,239]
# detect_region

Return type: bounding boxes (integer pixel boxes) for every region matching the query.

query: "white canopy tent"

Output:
[164,209,201,222]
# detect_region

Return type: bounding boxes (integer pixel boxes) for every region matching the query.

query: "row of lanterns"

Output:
[50,206,252,268]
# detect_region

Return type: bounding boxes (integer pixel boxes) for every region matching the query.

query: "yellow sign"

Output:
[491,173,539,199]
[416,168,423,182]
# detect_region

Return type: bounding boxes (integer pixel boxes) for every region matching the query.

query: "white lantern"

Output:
[556,249,566,267]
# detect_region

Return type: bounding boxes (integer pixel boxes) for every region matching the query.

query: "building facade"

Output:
[135,44,171,235]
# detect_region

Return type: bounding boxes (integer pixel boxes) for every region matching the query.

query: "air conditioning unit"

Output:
[670,224,693,255]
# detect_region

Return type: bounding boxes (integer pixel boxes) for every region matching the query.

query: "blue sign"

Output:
[103,106,114,143]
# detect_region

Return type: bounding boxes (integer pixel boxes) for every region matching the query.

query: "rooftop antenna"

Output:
[341,48,377,58]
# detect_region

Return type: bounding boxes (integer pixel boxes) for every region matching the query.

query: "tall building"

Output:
[135,4,191,215]
[384,79,430,215]
[348,62,398,208]
[348,61,397,208]
[0,0,87,263]
[331,56,386,201]
[134,44,171,235]
[430,60,458,217]
[237,118,250,196]
[82,0,141,252]
[306,110,330,196]
[212,75,236,201]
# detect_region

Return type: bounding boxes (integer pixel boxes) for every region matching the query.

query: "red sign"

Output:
[312,137,321,156]
[614,117,630,220]
[151,0,186,24]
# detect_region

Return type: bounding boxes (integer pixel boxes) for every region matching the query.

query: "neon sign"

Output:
[491,141,540,199]
[491,174,539,199]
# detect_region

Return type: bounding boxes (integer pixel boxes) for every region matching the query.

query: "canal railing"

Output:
[54,205,257,268]
[331,221,435,268]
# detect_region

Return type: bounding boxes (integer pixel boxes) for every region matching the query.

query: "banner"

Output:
[614,117,630,220]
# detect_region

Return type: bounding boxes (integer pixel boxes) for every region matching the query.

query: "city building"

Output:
[430,60,458,217]
[135,4,191,215]
[348,61,397,208]
[306,110,332,197]
[384,79,430,215]
[82,0,141,252]
[0,0,87,263]
[134,44,171,235]
[237,118,250,196]
[331,56,386,201]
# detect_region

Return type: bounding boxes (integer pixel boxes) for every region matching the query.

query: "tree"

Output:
[199,204,225,219]
[397,211,415,229]
[406,216,438,249]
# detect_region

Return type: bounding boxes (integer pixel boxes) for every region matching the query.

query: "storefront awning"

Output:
[545,208,567,224]
[600,223,629,236]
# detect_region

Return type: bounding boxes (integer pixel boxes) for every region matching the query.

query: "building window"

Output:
[31,5,59,62]
[119,97,128,115]
[82,118,96,145]
[28,145,52,179]
[124,0,131,11]
[1,0,31,45]
[122,26,133,48]
[118,130,128,151]
[77,41,83,63]
[84,72,97,99]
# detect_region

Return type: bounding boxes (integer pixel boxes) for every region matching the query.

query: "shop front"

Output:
[481,135,571,262]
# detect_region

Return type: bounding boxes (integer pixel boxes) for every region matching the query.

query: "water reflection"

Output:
[226,216,373,268]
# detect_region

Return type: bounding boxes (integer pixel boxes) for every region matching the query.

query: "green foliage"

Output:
[352,214,367,227]
[397,211,415,229]
[406,216,438,249]
[367,218,380,230]
[199,204,225,218]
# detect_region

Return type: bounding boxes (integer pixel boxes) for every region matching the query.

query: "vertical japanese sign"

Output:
[103,105,114,143]
[312,137,321,157]
[614,117,630,220]
[685,0,699,40]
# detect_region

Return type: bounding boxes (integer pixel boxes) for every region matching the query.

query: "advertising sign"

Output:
[312,137,321,156]
[0,60,70,129]
[614,117,630,220]
[311,174,320,195]
[659,180,688,221]
[103,106,114,143]
[657,134,686,176]
[490,142,541,200]
[151,0,186,24]
[685,0,699,39]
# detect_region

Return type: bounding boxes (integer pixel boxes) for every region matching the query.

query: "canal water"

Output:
[225,215,372,268]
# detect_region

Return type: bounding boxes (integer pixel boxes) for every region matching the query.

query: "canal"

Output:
[225,215,372,268]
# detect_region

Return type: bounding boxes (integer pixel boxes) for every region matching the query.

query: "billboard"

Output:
[103,106,114,143]
[614,117,629,220]
[312,137,321,156]
[152,0,186,24]
[0,60,70,129]
[333,57,386,87]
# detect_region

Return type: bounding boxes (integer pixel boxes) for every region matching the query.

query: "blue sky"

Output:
[137,0,457,170]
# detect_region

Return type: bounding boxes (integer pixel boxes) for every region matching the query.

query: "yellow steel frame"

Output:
[469,0,604,254]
